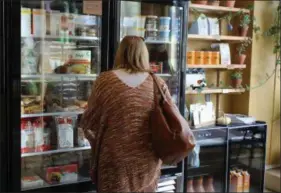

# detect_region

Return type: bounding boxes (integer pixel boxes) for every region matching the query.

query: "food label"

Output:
[21,120,35,153]
[83,1,102,15]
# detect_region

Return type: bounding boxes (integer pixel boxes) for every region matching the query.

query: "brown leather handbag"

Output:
[150,73,196,165]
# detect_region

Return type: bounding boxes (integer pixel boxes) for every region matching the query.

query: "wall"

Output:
[248,1,280,164]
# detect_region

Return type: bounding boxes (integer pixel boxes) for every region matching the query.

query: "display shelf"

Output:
[21,74,98,81]
[21,35,99,41]
[185,88,245,94]
[145,39,173,44]
[21,146,91,158]
[156,73,172,77]
[21,176,91,191]
[188,34,248,42]
[189,3,250,14]
[187,64,246,70]
[21,111,84,118]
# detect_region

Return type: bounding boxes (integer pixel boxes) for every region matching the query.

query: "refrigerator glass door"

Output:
[186,127,227,193]
[118,1,184,106]
[228,124,266,193]
[20,0,102,190]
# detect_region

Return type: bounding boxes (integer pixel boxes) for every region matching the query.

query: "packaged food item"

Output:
[186,178,195,192]
[21,38,39,74]
[86,27,97,37]
[74,100,88,109]
[203,176,215,192]
[203,52,212,65]
[66,50,91,74]
[229,171,243,192]
[21,119,35,153]
[55,116,75,149]
[242,171,250,192]
[77,127,90,147]
[187,51,195,64]
[145,29,158,41]
[158,30,170,41]
[193,176,205,192]
[211,52,220,65]
[44,164,78,184]
[46,10,61,35]
[21,96,43,114]
[159,17,171,30]
[33,118,51,152]
[195,51,204,64]
[21,7,31,37]
[150,62,163,73]
[32,9,46,36]
[21,175,44,189]
[146,15,158,30]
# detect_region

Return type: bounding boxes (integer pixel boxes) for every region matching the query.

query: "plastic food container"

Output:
[145,29,158,41]
[159,30,170,41]
[146,15,158,30]
[159,17,171,30]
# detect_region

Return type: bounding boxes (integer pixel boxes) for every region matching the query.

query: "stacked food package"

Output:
[229,169,251,192]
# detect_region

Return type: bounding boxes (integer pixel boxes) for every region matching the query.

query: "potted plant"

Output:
[225,0,236,8]
[208,0,220,6]
[239,13,251,37]
[193,0,208,5]
[236,38,252,64]
[231,71,243,88]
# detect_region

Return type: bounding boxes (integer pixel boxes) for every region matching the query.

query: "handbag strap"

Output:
[150,73,167,104]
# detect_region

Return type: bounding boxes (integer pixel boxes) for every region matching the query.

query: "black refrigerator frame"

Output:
[0,0,112,192]
[0,0,190,192]
[109,0,189,184]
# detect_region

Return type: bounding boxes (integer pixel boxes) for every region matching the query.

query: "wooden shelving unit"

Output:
[188,34,248,42]
[187,64,246,70]
[186,2,253,127]
[189,3,250,14]
[185,88,245,95]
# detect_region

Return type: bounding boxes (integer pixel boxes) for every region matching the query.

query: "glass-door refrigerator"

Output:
[185,126,228,193]
[112,1,188,192]
[227,122,267,193]
[2,0,110,192]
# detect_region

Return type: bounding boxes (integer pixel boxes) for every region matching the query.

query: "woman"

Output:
[80,36,174,192]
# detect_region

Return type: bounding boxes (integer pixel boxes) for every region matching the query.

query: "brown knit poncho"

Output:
[81,71,172,192]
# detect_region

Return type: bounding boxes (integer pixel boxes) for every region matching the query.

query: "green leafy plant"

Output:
[237,38,252,55]
[239,13,251,28]
[231,71,243,80]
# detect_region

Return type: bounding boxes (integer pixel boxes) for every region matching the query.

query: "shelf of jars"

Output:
[187,64,246,70]
[185,87,246,94]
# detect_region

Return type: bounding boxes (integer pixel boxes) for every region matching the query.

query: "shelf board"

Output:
[21,74,98,81]
[22,35,99,41]
[156,73,172,77]
[21,146,91,157]
[189,3,250,14]
[188,34,248,42]
[185,88,245,94]
[187,64,246,70]
[145,40,172,44]
[21,111,84,118]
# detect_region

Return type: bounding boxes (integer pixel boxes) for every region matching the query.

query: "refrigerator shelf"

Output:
[21,146,91,158]
[21,74,98,81]
[21,111,84,118]
[21,176,91,191]
[21,35,99,41]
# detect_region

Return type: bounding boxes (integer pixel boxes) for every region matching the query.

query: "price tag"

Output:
[83,1,102,15]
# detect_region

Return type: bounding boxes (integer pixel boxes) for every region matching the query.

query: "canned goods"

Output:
[203,52,212,65]
[211,52,220,65]
[187,51,195,65]
[195,51,204,64]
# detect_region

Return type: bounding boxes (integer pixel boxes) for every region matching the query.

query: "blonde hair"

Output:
[114,36,150,73]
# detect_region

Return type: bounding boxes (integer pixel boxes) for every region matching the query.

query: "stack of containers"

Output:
[145,16,158,40]
[158,17,171,41]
